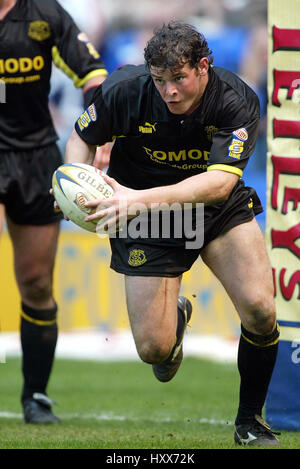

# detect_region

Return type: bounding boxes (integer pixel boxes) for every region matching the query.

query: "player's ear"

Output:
[197,57,209,76]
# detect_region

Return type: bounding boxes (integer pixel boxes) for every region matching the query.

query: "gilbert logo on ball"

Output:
[52,163,114,233]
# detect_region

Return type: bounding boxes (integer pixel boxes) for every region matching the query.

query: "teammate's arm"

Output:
[51,0,108,112]
[82,76,106,109]
[50,130,96,216]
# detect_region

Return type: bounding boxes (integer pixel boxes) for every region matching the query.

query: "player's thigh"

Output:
[125,275,181,356]
[6,218,60,285]
[200,218,276,334]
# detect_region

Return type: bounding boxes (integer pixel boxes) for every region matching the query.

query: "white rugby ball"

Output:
[52,163,114,233]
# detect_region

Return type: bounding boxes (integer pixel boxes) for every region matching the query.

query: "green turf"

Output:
[0,357,299,449]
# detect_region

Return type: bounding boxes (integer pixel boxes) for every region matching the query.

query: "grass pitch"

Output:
[0,356,299,450]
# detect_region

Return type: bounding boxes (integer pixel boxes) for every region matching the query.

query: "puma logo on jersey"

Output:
[139,122,157,133]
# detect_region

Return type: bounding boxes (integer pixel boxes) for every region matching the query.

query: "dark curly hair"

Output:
[144,21,213,70]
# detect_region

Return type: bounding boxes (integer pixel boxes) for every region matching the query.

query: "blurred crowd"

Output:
[50,0,268,224]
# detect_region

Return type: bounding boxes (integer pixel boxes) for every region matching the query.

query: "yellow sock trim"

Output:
[21,310,57,326]
[242,324,280,347]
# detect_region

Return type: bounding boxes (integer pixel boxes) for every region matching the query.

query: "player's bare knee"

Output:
[250,312,276,336]
[20,275,53,305]
[137,339,172,364]
[244,297,276,335]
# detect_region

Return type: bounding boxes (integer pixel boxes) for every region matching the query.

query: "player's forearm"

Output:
[137,170,239,209]
[65,130,96,165]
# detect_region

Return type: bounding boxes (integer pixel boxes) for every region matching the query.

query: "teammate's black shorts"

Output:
[109,179,263,277]
[0,143,63,225]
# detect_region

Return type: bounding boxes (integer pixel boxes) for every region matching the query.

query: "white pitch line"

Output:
[0,411,232,426]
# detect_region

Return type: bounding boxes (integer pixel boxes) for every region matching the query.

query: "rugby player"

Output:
[0,0,108,423]
[65,22,280,446]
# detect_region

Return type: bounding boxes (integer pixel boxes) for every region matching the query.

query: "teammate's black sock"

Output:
[20,302,58,403]
[235,323,279,424]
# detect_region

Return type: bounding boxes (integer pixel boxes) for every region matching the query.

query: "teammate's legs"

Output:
[6,219,60,406]
[0,203,5,234]
[0,204,6,337]
[0,203,5,333]
[125,275,181,364]
[200,218,278,424]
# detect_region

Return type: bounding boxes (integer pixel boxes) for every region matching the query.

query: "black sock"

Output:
[235,324,279,425]
[166,301,185,358]
[176,304,185,344]
[21,302,58,403]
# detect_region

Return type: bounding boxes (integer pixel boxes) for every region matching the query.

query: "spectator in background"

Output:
[239,19,268,174]
[187,0,268,228]
[99,0,201,73]
[0,0,107,423]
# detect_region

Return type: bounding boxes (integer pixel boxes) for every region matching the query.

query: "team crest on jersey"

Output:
[204,125,218,141]
[128,249,147,267]
[228,128,248,159]
[28,21,51,41]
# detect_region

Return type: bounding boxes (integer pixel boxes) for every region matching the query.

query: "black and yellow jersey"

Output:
[75,64,260,190]
[0,0,107,150]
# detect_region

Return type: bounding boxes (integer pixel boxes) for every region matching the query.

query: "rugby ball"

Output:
[52,163,114,233]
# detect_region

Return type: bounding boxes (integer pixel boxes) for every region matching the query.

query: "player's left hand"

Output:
[92,142,113,170]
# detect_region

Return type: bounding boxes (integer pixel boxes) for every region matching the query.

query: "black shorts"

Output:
[0,143,63,225]
[109,180,263,277]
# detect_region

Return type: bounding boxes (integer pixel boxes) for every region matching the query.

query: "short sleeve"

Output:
[50,0,107,87]
[207,93,260,177]
[74,86,113,145]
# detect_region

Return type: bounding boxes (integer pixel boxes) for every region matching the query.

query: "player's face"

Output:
[150,59,209,115]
